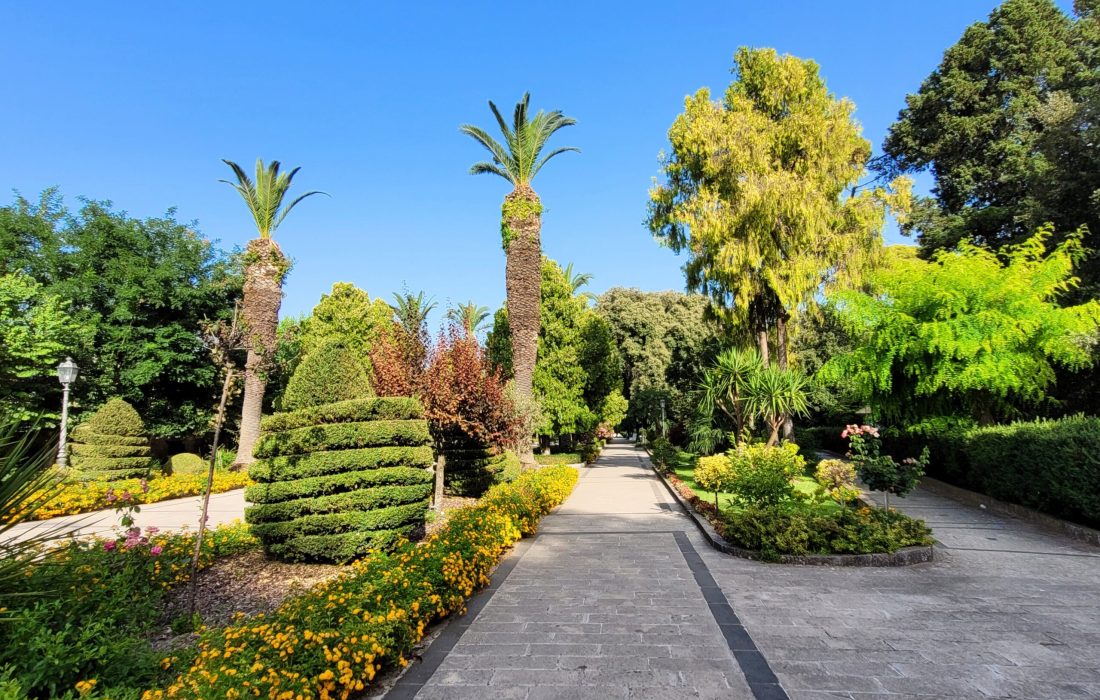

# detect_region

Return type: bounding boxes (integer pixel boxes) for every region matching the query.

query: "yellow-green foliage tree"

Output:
[821,228,1100,423]
[299,283,392,371]
[646,47,911,367]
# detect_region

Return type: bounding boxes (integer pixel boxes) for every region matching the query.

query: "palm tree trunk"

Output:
[757,329,770,366]
[504,185,541,468]
[234,238,286,468]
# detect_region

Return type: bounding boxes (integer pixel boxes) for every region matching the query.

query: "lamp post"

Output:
[56,357,79,468]
[659,398,667,438]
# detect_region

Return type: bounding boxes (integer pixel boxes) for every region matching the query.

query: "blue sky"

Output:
[0,1,1074,322]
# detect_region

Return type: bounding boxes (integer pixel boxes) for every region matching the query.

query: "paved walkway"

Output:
[5,489,246,543]
[389,439,1100,700]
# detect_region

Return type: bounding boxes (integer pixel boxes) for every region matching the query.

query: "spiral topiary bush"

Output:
[443,437,513,497]
[246,397,434,562]
[69,398,156,481]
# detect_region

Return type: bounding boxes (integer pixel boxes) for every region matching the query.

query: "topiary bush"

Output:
[246,397,433,562]
[69,398,156,481]
[168,453,205,475]
[442,437,511,497]
[725,442,805,505]
[281,340,373,412]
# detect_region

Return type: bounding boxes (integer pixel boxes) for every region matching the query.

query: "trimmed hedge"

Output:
[443,443,509,497]
[253,420,431,459]
[68,398,157,480]
[168,453,206,475]
[281,341,373,412]
[246,397,434,563]
[149,466,579,699]
[888,415,1100,529]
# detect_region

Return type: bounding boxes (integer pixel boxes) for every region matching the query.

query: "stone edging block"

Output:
[644,448,934,567]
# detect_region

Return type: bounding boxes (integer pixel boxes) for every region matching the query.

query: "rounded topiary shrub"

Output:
[169,452,206,475]
[442,436,511,497]
[246,397,434,562]
[281,340,373,412]
[69,398,156,481]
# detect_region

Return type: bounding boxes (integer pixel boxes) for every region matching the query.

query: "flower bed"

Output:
[0,522,257,698]
[146,465,579,699]
[21,471,252,521]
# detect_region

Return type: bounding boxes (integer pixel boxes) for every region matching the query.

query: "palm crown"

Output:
[447,301,491,335]
[461,93,579,186]
[220,159,326,239]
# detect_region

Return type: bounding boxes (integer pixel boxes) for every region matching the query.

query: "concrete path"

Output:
[390,439,1100,700]
[5,489,246,543]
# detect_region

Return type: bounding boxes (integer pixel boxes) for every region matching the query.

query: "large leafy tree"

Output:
[821,229,1100,424]
[647,47,910,370]
[461,93,579,466]
[300,283,392,369]
[221,159,324,466]
[880,0,1100,291]
[0,191,240,438]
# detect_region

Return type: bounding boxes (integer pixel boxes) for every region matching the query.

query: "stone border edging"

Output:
[645,448,934,567]
[919,476,1100,548]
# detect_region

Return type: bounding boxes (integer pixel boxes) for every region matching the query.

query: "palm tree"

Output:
[698,347,762,447]
[447,301,491,337]
[391,291,437,338]
[563,262,595,303]
[743,366,810,446]
[221,159,324,467]
[461,93,578,467]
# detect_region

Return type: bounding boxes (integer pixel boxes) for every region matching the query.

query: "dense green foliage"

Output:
[822,231,1100,422]
[69,398,156,480]
[167,453,205,475]
[296,283,393,376]
[280,341,373,412]
[247,398,433,562]
[718,503,933,561]
[443,445,513,496]
[0,191,241,438]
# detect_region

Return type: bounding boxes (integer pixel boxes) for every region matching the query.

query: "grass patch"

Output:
[535,452,583,466]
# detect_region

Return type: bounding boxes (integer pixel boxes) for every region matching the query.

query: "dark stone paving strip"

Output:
[671,531,790,700]
[383,536,536,700]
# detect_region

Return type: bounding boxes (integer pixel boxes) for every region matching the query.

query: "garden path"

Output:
[388,439,1100,700]
[4,488,245,544]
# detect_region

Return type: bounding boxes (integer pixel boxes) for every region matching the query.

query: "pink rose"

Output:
[103,540,117,552]
[150,545,163,556]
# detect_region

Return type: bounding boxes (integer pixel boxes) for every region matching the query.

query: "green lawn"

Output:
[668,451,839,513]
[536,452,583,466]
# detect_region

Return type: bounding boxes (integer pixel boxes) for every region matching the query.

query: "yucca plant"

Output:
[221,159,325,467]
[0,421,79,618]
[462,93,578,467]
[743,366,811,446]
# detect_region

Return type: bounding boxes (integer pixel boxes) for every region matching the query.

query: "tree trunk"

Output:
[503,185,541,468]
[433,453,445,513]
[776,315,795,442]
[757,329,770,366]
[234,238,286,468]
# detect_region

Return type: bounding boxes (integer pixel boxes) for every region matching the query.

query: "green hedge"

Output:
[443,443,509,497]
[68,398,157,480]
[247,397,434,563]
[253,420,431,459]
[260,397,423,433]
[249,446,434,481]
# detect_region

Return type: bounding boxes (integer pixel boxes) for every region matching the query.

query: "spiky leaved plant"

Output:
[447,301,491,337]
[221,159,325,468]
[461,93,578,467]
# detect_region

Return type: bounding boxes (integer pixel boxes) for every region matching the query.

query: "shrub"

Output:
[168,453,205,475]
[845,424,927,507]
[718,503,932,560]
[246,397,434,562]
[815,459,860,503]
[725,442,805,505]
[579,438,603,464]
[281,341,373,412]
[150,467,578,700]
[443,442,509,497]
[69,398,156,481]
[694,454,735,505]
[649,436,676,468]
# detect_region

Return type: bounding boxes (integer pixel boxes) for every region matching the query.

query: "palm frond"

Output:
[470,162,514,181]
[462,92,578,187]
[533,146,581,179]
[220,158,323,239]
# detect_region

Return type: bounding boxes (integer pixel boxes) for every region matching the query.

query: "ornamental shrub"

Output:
[815,459,860,503]
[247,398,434,562]
[694,454,735,505]
[69,398,156,481]
[725,442,804,505]
[281,341,373,412]
[168,453,205,475]
[442,439,509,497]
[718,503,933,560]
[649,437,676,468]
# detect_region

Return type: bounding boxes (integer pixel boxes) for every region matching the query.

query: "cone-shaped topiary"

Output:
[169,452,206,475]
[246,397,434,562]
[69,398,156,481]
[281,340,373,412]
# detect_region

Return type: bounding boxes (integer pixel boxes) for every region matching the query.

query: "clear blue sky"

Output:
[1,1,1073,322]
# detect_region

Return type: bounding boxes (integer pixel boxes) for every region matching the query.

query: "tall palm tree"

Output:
[221,159,324,467]
[391,291,437,338]
[461,93,578,466]
[447,301,491,337]
[563,262,596,303]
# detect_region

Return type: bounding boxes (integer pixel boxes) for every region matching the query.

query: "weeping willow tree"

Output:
[647,48,912,375]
